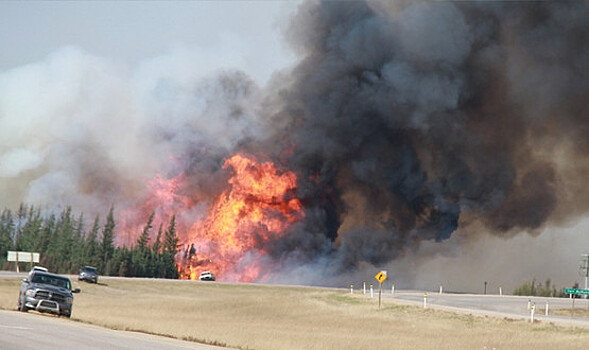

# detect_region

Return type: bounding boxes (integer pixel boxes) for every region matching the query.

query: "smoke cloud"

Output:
[2,1,589,288]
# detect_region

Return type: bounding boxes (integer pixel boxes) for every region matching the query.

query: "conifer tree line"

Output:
[0,204,179,279]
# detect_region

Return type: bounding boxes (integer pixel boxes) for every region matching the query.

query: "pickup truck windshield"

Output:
[31,274,71,290]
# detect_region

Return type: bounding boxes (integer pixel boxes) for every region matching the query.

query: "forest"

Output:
[0,204,179,279]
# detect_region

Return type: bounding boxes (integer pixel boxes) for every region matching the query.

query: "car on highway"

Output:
[28,266,49,278]
[30,266,48,273]
[18,271,80,318]
[198,271,215,281]
[78,266,98,283]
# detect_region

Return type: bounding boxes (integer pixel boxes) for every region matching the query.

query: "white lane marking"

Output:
[0,324,33,330]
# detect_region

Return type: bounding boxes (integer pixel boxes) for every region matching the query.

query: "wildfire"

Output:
[179,154,304,282]
[118,173,196,247]
[118,152,304,281]
[118,153,303,281]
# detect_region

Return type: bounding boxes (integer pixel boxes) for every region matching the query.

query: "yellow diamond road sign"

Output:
[375,270,387,283]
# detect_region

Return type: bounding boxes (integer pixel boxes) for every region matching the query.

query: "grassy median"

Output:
[1,276,589,349]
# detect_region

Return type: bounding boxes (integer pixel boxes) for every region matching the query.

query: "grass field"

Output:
[2,276,589,349]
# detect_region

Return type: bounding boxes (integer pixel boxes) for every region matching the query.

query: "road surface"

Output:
[0,310,230,350]
[388,290,589,327]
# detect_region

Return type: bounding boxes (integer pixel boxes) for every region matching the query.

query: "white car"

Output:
[29,266,48,276]
[198,271,215,281]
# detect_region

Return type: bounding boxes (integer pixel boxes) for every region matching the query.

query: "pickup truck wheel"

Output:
[18,296,28,312]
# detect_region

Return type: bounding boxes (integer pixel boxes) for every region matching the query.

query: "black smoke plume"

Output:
[258,1,589,276]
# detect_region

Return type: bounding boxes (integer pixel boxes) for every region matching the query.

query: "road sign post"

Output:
[374,270,387,310]
[7,251,40,272]
[572,296,575,317]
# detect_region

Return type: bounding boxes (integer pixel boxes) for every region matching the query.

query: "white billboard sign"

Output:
[7,251,40,263]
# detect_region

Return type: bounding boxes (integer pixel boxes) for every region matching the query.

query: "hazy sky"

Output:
[0,1,299,83]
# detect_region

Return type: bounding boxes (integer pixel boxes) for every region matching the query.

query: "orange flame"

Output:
[180,154,304,282]
[119,153,303,281]
[117,173,197,247]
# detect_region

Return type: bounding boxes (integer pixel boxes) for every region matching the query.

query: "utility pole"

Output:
[580,254,589,298]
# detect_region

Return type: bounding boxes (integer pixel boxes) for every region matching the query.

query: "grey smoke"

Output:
[2,1,589,288]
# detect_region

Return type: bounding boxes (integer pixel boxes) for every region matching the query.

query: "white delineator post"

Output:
[423,293,427,308]
[439,285,443,294]
[545,301,549,316]
[363,282,366,295]
[391,284,395,295]
[527,299,531,310]
[499,286,503,296]
[370,285,374,298]
[350,285,354,295]
[530,303,535,323]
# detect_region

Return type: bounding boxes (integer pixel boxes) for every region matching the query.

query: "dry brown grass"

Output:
[2,275,589,349]
[550,308,589,318]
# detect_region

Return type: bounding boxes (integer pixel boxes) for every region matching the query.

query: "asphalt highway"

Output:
[387,290,589,327]
[0,310,230,350]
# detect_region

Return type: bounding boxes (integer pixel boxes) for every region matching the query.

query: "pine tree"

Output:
[113,247,132,277]
[44,209,70,272]
[70,213,85,273]
[54,207,75,273]
[17,205,42,252]
[162,215,179,279]
[100,206,116,275]
[137,211,154,250]
[85,215,101,268]
[151,224,164,278]
[152,224,162,255]
[0,209,15,270]
[15,203,27,245]
[131,211,155,277]
[38,214,55,267]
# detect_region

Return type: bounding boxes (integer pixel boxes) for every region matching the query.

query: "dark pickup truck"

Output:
[17,271,80,318]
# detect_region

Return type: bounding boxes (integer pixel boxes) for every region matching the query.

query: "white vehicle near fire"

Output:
[198,271,215,281]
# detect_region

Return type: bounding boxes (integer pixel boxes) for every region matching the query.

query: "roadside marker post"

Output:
[571,294,575,317]
[363,282,366,295]
[350,285,354,295]
[530,303,535,323]
[423,293,427,309]
[391,284,395,295]
[545,301,549,316]
[499,286,503,296]
[439,285,443,294]
[527,299,531,310]
[370,285,374,298]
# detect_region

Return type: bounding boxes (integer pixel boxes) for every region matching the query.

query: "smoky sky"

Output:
[1,1,589,283]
